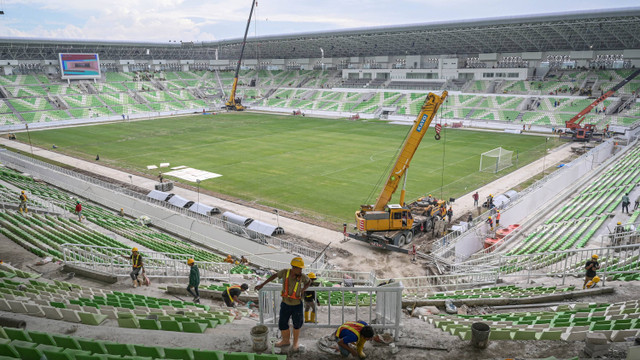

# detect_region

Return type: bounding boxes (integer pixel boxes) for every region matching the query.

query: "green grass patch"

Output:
[23,113,559,226]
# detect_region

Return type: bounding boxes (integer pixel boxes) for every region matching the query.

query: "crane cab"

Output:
[356,204,414,232]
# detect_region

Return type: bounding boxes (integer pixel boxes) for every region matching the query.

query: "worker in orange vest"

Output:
[495,211,501,227]
[256,257,311,351]
[486,216,494,231]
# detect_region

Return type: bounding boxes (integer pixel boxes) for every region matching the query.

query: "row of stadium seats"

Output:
[421,299,640,342]
[0,326,285,360]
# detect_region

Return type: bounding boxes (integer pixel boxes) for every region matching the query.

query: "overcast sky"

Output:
[0,0,638,43]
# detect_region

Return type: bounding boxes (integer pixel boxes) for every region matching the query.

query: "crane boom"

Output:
[225,0,256,111]
[566,69,640,130]
[372,91,447,211]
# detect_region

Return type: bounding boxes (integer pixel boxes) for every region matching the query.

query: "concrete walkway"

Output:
[0,136,573,272]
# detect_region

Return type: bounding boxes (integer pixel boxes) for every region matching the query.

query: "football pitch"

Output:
[24,113,559,226]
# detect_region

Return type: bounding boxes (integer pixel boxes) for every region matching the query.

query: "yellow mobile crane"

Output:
[225,0,257,111]
[348,91,448,251]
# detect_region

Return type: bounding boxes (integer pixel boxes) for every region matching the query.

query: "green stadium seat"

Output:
[193,350,224,360]
[182,322,208,333]
[160,320,183,332]
[42,348,74,360]
[78,339,109,354]
[139,319,161,330]
[133,345,165,358]
[224,353,255,360]
[163,347,194,360]
[4,328,31,342]
[254,355,286,360]
[52,335,82,350]
[13,342,45,360]
[28,331,56,345]
[104,342,136,356]
[0,342,19,358]
[118,317,140,329]
[78,312,108,325]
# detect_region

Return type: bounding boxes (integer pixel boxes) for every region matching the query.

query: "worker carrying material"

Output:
[255,256,311,351]
[222,283,249,307]
[334,320,375,359]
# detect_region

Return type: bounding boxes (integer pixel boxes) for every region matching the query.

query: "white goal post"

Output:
[480,147,514,173]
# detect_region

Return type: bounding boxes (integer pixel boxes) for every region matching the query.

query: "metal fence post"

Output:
[562,253,569,286]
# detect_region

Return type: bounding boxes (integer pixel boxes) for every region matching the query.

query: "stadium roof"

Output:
[215,7,640,60]
[0,8,639,61]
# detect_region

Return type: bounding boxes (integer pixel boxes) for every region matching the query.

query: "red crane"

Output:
[565,69,640,140]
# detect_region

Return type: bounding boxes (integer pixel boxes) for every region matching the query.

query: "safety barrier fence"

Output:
[0,149,325,270]
[258,282,403,339]
[376,272,498,295]
[448,242,640,287]
[62,244,234,281]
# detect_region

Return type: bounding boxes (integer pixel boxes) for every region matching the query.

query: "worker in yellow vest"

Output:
[334,320,375,359]
[256,257,311,351]
[18,191,28,214]
[222,283,249,307]
[121,247,143,288]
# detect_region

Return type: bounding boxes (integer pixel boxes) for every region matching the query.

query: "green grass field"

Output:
[24,113,559,226]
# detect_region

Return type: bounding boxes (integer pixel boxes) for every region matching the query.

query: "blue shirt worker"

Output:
[335,321,375,358]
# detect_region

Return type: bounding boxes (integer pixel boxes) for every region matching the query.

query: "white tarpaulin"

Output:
[188,202,219,216]
[147,190,171,201]
[164,167,222,182]
[247,220,279,236]
[167,195,191,208]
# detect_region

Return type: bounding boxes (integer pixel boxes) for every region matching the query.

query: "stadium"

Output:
[0,3,639,359]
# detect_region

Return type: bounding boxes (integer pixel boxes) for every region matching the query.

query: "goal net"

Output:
[479,147,514,173]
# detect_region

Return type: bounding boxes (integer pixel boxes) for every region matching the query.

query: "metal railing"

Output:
[258,282,403,339]
[0,149,325,269]
[62,244,234,281]
[376,272,498,294]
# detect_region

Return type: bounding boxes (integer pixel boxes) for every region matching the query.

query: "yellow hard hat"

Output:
[489,194,492,196]
[21,191,24,194]
[290,257,305,268]
[308,272,317,279]
[617,222,621,225]
[592,276,600,283]
[497,210,500,213]
[429,194,432,197]
[132,247,138,252]
[488,216,492,219]
[592,254,598,259]
[187,258,195,265]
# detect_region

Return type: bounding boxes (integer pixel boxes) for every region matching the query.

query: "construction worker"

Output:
[334,320,375,359]
[75,201,83,222]
[495,210,501,227]
[486,216,494,231]
[304,273,319,323]
[446,207,453,224]
[612,222,625,246]
[224,254,234,264]
[119,208,125,217]
[18,191,28,214]
[186,258,200,303]
[472,191,479,207]
[255,257,311,351]
[222,283,249,307]
[583,254,600,289]
[121,248,143,288]
[622,193,630,214]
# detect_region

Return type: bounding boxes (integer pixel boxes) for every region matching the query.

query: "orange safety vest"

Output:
[281,269,301,300]
[226,285,241,303]
[132,254,142,268]
[496,213,501,221]
[336,321,365,341]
